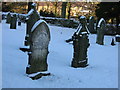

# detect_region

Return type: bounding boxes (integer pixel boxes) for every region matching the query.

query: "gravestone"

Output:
[18,21,21,26]
[6,12,11,24]
[25,3,40,46]
[26,20,50,75]
[66,16,90,43]
[116,35,120,42]
[89,16,95,33]
[10,14,17,29]
[71,32,90,68]
[70,16,90,68]
[96,18,106,45]
[76,16,90,35]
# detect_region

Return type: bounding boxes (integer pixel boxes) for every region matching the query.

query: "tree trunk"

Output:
[67,2,71,19]
[116,15,120,34]
[54,2,58,16]
[61,2,67,18]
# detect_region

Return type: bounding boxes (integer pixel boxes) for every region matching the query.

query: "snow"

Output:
[31,20,48,32]
[26,9,34,17]
[89,16,93,20]
[31,3,36,7]
[79,16,86,19]
[0,22,2,89]
[116,35,120,37]
[1,19,118,88]
[97,18,106,27]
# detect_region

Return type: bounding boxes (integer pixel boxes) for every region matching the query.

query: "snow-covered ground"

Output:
[1,19,118,88]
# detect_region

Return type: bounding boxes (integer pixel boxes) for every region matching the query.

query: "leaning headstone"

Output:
[26,20,50,75]
[71,32,90,68]
[89,16,95,33]
[10,14,17,29]
[6,12,11,24]
[25,3,40,46]
[96,18,106,45]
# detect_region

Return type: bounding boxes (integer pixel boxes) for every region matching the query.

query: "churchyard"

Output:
[1,2,119,88]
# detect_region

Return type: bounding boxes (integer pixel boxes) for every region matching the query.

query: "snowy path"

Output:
[2,20,118,88]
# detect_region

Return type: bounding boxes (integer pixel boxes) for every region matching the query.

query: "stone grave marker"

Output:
[89,16,95,33]
[26,20,50,76]
[96,18,106,45]
[10,14,17,29]
[66,16,90,43]
[71,32,90,68]
[116,35,120,42]
[6,12,11,24]
[25,3,40,46]
[76,16,90,35]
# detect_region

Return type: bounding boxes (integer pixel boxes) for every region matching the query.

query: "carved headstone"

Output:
[76,16,90,35]
[6,12,11,24]
[96,18,106,45]
[89,16,95,33]
[25,3,40,46]
[26,20,50,74]
[10,14,17,29]
[71,32,90,68]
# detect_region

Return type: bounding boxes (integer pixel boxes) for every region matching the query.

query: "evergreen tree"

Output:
[95,2,120,29]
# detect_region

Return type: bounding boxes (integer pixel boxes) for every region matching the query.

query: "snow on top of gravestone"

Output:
[80,16,86,19]
[31,20,48,32]
[89,16,93,20]
[116,35,120,37]
[97,18,105,27]
[27,71,50,77]
[81,31,88,34]
[32,3,36,7]
[25,9,34,16]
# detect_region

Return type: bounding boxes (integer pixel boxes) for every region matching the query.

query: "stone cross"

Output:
[71,32,90,68]
[26,20,50,74]
[6,12,11,24]
[96,18,106,45]
[10,14,17,29]
[25,3,40,46]
[89,16,95,33]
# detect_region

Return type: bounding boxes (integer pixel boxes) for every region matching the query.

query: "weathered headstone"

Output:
[66,16,90,43]
[76,16,90,35]
[115,35,120,42]
[6,12,11,24]
[96,18,106,45]
[25,3,40,46]
[71,32,90,68]
[70,16,90,68]
[10,14,17,29]
[89,16,95,33]
[26,20,50,75]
